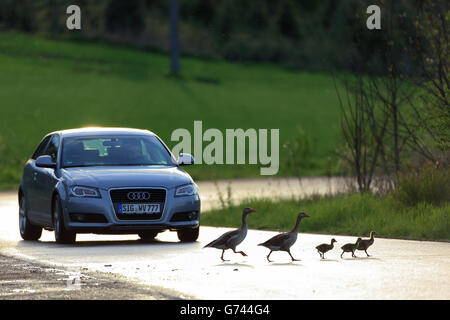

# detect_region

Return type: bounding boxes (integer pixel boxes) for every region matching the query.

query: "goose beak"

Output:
[303,213,310,218]
[250,208,256,213]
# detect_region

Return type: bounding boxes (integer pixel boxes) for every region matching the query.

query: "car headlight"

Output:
[70,186,101,198]
[174,184,198,197]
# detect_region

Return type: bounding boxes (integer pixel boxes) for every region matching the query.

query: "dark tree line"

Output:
[0,0,433,71]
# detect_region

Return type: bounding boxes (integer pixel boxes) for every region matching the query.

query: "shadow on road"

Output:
[16,238,201,250]
[319,259,339,262]
[340,256,382,261]
[214,262,254,268]
[265,261,303,267]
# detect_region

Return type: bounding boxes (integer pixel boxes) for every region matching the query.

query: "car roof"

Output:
[49,127,157,138]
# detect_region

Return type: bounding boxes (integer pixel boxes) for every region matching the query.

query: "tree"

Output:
[334,72,389,192]
[170,0,180,75]
[408,0,449,152]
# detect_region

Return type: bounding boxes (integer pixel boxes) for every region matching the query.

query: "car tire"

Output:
[53,195,76,244]
[138,230,159,241]
[19,195,42,241]
[177,226,199,242]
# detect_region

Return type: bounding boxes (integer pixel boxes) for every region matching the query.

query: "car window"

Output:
[31,136,52,160]
[42,135,60,163]
[61,135,176,168]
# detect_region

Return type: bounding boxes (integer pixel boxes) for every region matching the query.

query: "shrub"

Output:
[393,164,450,206]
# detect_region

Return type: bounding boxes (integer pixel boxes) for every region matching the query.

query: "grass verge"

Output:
[201,193,450,241]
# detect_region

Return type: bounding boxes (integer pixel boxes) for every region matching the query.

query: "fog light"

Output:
[188,211,198,220]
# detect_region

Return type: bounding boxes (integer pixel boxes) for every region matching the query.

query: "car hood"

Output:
[61,166,193,190]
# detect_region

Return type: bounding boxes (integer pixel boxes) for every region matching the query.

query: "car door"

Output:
[33,134,61,226]
[26,135,52,222]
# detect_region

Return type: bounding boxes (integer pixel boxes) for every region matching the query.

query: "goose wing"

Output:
[341,243,354,251]
[203,229,241,248]
[258,232,291,249]
[357,238,374,249]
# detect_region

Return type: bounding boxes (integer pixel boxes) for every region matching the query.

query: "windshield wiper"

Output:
[63,163,174,168]
[109,163,175,166]
[62,164,98,168]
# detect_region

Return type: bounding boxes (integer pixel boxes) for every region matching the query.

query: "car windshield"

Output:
[61,135,176,168]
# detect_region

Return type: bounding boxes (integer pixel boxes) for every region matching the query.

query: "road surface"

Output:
[0,179,449,299]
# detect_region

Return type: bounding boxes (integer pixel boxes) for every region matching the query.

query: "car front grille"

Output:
[109,188,166,220]
[110,189,166,203]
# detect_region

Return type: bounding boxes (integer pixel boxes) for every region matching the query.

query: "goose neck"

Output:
[241,213,248,229]
[291,216,302,233]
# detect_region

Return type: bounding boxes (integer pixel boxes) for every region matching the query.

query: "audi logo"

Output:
[127,191,151,201]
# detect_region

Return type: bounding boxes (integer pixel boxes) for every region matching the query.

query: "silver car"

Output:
[18,128,200,244]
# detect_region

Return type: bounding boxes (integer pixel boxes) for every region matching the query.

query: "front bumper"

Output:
[62,187,200,234]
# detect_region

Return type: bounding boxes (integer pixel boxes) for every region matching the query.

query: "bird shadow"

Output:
[319,259,339,262]
[266,261,303,267]
[214,262,254,268]
[340,256,381,261]
[357,256,382,261]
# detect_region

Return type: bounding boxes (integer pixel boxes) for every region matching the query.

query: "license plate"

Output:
[118,203,161,214]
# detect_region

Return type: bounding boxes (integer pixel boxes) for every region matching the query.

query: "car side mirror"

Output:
[177,153,194,166]
[35,155,56,169]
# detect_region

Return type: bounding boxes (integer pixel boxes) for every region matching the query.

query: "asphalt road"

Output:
[0,181,449,300]
[0,253,177,299]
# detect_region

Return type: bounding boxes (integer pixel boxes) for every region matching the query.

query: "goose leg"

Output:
[288,250,300,262]
[266,251,273,262]
[232,248,247,257]
[340,251,344,258]
[220,250,229,262]
[365,249,370,257]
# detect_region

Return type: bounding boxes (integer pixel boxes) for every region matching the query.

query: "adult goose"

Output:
[203,207,256,261]
[356,231,376,256]
[315,238,337,259]
[258,212,310,262]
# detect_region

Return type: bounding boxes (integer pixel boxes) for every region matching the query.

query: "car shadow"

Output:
[17,238,201,250]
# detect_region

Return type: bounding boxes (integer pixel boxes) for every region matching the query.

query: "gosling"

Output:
[340,238,362,258]
[356,231,376,257]
[315,238,337,259]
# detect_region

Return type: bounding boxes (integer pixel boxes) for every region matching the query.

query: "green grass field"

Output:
[0,32,342,189]
[202,194,450,241]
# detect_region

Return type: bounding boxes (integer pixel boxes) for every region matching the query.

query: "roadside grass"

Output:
[0,32,341,189]
[201,193,450,241]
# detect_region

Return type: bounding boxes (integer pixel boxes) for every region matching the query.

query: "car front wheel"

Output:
[53,195,76,244]
[177,226,199,242]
